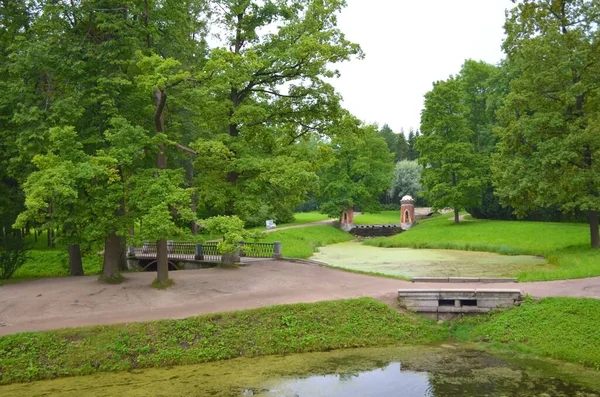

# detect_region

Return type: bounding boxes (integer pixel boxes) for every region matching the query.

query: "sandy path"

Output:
[1,260,599,336]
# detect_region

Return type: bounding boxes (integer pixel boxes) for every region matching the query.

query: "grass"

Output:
[453,297,600,370]
[260,225,354,258]
[0,298,445,384]
[276,211,332,227]
[354,211,400,225]
[11,248,102,281]
[151,278,175,289]
[365,215,600,281]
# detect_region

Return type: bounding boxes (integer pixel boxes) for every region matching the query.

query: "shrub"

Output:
[0,234,28,280]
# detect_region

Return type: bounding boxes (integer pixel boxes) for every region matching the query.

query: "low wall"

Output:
[349,224,403,237]
[398,288,522,320]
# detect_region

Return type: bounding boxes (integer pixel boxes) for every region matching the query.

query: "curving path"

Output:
[1,260,600,336]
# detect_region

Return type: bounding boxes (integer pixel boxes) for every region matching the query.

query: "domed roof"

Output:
[401,195,414,203]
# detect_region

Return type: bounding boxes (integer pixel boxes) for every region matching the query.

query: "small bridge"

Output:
[128,241,282,271]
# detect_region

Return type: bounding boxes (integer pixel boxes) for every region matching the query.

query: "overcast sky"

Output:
[330,0,515,135]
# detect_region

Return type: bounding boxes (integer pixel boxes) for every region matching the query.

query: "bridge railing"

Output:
[130,241,282,261]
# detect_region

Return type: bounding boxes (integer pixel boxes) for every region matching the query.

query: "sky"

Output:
[329,0,515,135]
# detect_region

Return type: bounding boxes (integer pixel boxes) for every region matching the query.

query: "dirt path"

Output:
[1,261,599,336]
[265,219,335,233]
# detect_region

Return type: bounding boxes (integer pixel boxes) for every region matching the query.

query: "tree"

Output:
[395,129,410,162]
[459,60,501,154]
[406,129,420,161]
[418,77,485,223]
[389,160,423,202]
[378,124,409,162]
[6,0,208,284]
[192,0,362,226]
[492,0,600,247]
[318,117,394,221]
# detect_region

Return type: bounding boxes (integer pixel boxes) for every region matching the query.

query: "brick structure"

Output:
[340,207,355,232]
[400,195,415,229]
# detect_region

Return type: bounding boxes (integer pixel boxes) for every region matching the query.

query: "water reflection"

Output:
[264,363,433,397]
[253,350,600,397]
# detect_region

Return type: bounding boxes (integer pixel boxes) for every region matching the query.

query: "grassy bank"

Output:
[262,225,354,258]
[365,215,600,281]
[453,297,600,369]
[354,210,400,225]
[1,297,599,385]
[0,298,444,384]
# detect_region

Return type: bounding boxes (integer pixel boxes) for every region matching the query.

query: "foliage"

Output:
[317,117,394,219]
[0,298,445,384]
[406,129,420,161]
[0,235,28,280]
[492,0,600,247]
[201,215,264,254]
[261,226,353,258]
[377,124,409,162]
[453,297,600,369]
[192,0,363,226]
[365,214,600,281]
[417,77,486,220]
[389,160,423,201]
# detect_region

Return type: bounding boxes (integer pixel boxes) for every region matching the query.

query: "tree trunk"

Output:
[102,231,121,279]
[117,235,128,271]
[154,87,170,283]
[590,210,599,248]
[68,244,84,276]
[454,208,460,224]
[156,239,168,283]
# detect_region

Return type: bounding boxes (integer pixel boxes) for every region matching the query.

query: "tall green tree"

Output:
[377,124,409,162]
[459,59,500,154]
[418,77,485,223]
[193,0,362,225]
[492,0,600,247]
[8,0,208,283]
[406,128,420,161]
[318,117,394,221]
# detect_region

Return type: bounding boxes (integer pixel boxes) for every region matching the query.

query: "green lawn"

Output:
[354,211,400,225]
[453,297,600,369]
[0,298,444,384]
[261,225,354,258]
[248,211,331,231]
[365,215,600,281]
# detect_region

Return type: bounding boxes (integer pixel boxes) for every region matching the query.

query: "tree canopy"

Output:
[492,0,600,247]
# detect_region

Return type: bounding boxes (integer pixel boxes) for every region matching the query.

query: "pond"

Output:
[311,241,552,278]
[2,345,598,396]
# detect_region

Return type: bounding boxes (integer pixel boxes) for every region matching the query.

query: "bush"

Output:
[0,234,28,280]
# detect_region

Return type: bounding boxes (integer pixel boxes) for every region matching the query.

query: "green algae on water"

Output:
[2,345,599,397]
[312,241,552,278]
